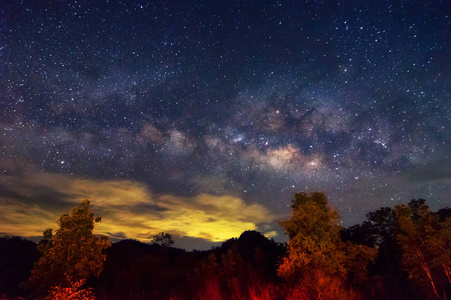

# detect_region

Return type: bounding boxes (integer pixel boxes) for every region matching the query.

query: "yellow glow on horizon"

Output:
[0,173,277,243]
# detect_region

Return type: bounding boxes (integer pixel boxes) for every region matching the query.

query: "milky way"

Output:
[0,0,450,249]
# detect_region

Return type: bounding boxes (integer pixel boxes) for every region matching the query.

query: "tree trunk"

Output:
[415,246,439,298]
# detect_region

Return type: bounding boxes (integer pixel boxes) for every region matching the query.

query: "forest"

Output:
[1,193,450,300]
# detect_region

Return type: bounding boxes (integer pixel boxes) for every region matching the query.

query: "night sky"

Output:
[1,0,450,250]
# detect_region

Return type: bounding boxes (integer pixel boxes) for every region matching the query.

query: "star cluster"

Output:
[0,0,449,248]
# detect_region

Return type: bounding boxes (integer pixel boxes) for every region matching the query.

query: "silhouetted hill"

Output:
[0,233,282,299]
[237,230,279,261]
[92,232,284,299]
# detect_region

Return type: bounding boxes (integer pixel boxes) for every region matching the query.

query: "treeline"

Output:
[0,194,450,299]
[92,231,285,299]
[342,198,451,299]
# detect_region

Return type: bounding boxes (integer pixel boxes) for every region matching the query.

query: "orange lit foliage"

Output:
[195,254,224,300]
[395,199,451,299]
[197,277,223,300]
[285,270,359,300]
[247,282,279,300]
[192,243,284,300]
[48,276,95,300]
[278,192,377,295]
[28,199,110,297]
[197,276,280,300]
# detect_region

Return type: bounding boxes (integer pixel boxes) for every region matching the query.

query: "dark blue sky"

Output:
[0,0,449,249]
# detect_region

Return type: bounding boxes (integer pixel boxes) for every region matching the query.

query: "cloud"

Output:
[406,151,451,183]
[153,193,274,242]
[0,172,276,244]
[263,231,278,239]
[0,198,61,237]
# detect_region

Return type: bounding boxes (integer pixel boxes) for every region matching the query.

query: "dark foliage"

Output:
[341,206,406,279]
[437,207,451,221]
[91,231,284,299]
[0,236,39,298]
[150,232,175,247]
[1,197,450,299]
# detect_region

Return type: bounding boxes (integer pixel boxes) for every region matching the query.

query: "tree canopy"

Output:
[395,199,451,299]
[1,195,450,299]
[151,232,175,247]
[278,192,377,288]
[28,199,111,297]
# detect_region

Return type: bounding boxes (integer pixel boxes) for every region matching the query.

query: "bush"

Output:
[47,276,95,300]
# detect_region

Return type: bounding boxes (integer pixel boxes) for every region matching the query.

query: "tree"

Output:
[220,245,252,299]
[278,192,377,289]
[395,199,451,299]
[341,205,413,298]
[28,199,111,298]
[341,206,404,276]
[47,276,95,300]
[151,232,174,247]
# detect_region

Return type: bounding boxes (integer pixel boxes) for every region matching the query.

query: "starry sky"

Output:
[0,0,450,250]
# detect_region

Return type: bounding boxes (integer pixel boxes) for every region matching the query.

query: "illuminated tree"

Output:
[395,199,451,299]
[278,192,377,288]
[151,232,175,247]
[28,199,111,297]
[47,276,95,300]
[341,206,404,279]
